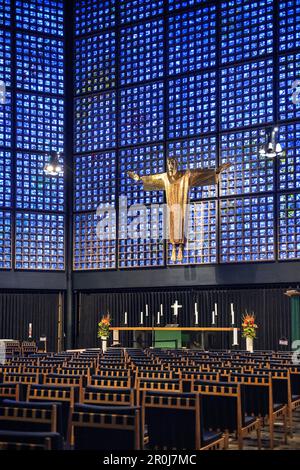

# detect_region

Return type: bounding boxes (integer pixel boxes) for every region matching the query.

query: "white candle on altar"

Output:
[145,304,149,317]
[28,323,32,338]
[160,304,163,316]
[140,312,143,325]
[212,311,216,325]
[230,303,235,325]
[194,302,199,325]
[124,312,128,325]
[157,312,160,325]
[214,303,218,316]
[233,327,238,346]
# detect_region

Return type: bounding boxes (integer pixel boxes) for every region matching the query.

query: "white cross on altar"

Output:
[171,300,182,317]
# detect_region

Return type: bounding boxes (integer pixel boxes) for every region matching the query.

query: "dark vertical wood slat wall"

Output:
[76,286,291,350]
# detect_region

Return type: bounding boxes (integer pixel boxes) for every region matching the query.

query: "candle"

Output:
[140,312,143,325]
[28,323,32,338]
[124,312,128,325]
[230,303,235,325]
[233,328,238,346]
[145,304,149,317]
[214,303,218,317]
[194,302,199,325]
[212,311,215,325]
[157,312,160,325]
[160,304,163,316]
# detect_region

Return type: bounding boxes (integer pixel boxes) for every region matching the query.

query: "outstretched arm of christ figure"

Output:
[127,171,165,191]
[189,162,232,187]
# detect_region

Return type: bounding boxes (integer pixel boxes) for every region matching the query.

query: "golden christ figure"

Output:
[128,158,231,262]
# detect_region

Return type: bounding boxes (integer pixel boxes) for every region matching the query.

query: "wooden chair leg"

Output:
[238,431,243,450]
[257,422,262,450]
[224,431,229,450]
[283,410,288,445]
[288,407,293,438]
[269,419,274,449]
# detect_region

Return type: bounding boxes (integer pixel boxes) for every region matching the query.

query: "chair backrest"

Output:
[27,384,77,437]
[89,375,131,389]
[0,384,20,402]
[142,391,201,449]
[43,373,84,389]
[3,372,40,385]
[192,381,241,433]
[229,373,271,417]
[0,402,57,433]
[70,404,141,450]
[80,387,134,407]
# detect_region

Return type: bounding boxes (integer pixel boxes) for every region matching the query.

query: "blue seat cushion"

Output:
[244,416,257,427]
[202,430,223,446]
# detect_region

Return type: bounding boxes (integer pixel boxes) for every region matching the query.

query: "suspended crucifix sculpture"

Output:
[128,158,231,262]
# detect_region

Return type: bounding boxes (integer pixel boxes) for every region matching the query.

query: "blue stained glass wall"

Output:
[74,0,300,270]
[0,1,65,271]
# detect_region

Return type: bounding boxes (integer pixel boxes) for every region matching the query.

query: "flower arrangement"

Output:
[241,313,258,339]
[97,314,111,339]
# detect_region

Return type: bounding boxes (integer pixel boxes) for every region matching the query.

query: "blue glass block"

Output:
[278,124,300,191]
[16,93,64,152]
[16,0,64,36]
[73,212,116,270]
[75,0,116,36]
[168,72,216,139]
[0,29,11,88]
[220,128,274,196]
[15,212,65,270]
[0,90,12,148]
[120,0,163,24]
[167,201,217,265]
[168,137,217,200]
[118,205,164,268]
[0,149,11,208]
[0,210,11,269]
[16,152,64,211]
[278,53,300,121]
[278,193,300,260]
[120,82,164,146]
[279,0,300,52]
[16,33,64,95]
[119,144,164,206]
[0,0,10,27]
[74,92,116,153]
[120,19,164,85]
[168,6,217,75]
[75,32,116,95]
[74,151,116,212]
[168,0,206,12]
[220,195,275,263]
[220,0,273,65]
[221,59,274,130]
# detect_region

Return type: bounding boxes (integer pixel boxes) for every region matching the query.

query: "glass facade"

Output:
[73,0,300,270]
[0,0,65,271]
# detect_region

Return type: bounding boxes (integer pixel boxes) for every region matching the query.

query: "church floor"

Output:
[229,409,300,450]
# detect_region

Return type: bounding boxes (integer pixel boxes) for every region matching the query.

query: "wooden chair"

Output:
[27,384,77,438]
[0,402,58,433]
[229,373,288,449]
[141,390,226,450]
[69,404,141,450]
[136,378,183,405]
[192,381,261,450]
